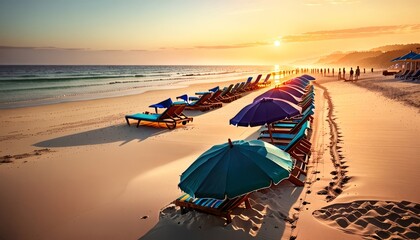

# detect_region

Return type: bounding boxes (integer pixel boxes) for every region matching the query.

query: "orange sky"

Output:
[1,0,419,65]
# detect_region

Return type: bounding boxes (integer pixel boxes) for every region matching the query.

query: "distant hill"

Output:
[314,43,420,69]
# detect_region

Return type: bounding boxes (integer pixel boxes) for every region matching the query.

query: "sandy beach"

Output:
[1,72,419,240]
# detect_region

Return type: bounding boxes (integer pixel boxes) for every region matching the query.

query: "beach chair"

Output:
[257,73,272,87]
[246,74,263,91]
[174,193,251,224]
[125,103,193,130]
[208,86,220,93]
[396,69,409,79]
[217,85,237,103]
[260,122,312,163]
[184,92,218,111]
[239,77,253,92]
[408,69,420,80]
[259,121,310,140]
[228,82,244,98]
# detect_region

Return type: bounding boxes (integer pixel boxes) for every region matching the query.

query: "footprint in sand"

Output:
[313,200,420,239]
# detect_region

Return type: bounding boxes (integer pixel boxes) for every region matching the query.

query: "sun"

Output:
[274,40,281,47]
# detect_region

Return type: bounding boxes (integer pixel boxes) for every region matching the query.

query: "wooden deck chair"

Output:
[174,194,251,224]
[125,104,193,130]
[258,73,272,87]
[185,92,215,111]
[239,77,253,92]
[217,85,237,103]
[245,74,262,91]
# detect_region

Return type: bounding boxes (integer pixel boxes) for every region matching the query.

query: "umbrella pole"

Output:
[268,124,274,143]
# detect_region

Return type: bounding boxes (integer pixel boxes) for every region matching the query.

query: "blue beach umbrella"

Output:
[230,98,302,127]
[178,139,293,199]
[391,51,418,62]
[254,88,301,104]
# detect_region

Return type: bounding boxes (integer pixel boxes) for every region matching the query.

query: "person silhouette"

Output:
[338,68,341,80]
[343,68,346,80]
[355,66,360,81]
[349,67,354,81]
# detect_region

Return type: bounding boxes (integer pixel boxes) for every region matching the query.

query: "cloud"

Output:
[282,24,420,43]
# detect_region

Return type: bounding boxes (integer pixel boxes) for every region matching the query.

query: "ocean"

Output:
[0,65,273,108]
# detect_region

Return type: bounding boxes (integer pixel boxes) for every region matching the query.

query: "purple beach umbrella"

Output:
[296,76,311,84]
[276,85,306,97]
[254,88,301,104]
[301,74,316,80]
[230,98,302,127]
[289,78,310,87]
[286,80,307,89]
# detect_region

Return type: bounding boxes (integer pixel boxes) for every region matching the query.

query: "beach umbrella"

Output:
[230,98,301,127]
[286,80,307,89]
[178,139,293,199]
[276,85,306,97]
[254,88,301,104]
[291,77,310,85]
[391,51,418,62]
[411,53,420,60]
[294,77,311,85]
[301,74,316,80]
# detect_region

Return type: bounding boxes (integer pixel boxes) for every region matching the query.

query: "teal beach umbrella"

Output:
[178,139,293,199]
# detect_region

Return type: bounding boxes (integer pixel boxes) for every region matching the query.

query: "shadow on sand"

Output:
[34,123,169,148]
[140,130,304,240]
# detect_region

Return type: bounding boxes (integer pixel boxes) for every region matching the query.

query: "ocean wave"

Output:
[182,71,236,77]
[0,75,134,83]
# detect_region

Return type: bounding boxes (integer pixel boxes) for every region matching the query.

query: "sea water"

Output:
[0,65,273,108]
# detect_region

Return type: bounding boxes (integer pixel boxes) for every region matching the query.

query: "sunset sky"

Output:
[1,0,419,65]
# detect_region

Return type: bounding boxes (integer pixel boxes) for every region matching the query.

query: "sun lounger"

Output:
[217,85,237,103]
[258,73,272,87]
[177,92,221,111]
[125,103,193,129]
[174,193,251,224]
[408,69,420,80]
[406,69,420,80]
[246,74,262,91]
[259,121,310,140]
[239,77,253,92]
[260,121,312,162]
[396,69,409,79]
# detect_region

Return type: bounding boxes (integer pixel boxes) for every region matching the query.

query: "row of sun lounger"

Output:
[177,73,272,111]
[174,75,316,223]
[125,73,272,129]
[394,69,420,80]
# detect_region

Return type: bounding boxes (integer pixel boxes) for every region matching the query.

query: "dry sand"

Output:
[1,72,419,240]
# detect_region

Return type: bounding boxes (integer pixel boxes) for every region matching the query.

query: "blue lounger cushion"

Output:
[125,113,160,121]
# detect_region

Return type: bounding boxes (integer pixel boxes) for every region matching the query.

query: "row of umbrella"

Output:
[178,75,315,200]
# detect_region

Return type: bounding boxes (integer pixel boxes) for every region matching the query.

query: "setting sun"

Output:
[274,40,281,47]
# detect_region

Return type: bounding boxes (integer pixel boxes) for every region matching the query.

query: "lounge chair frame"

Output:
[125,104,193,130]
